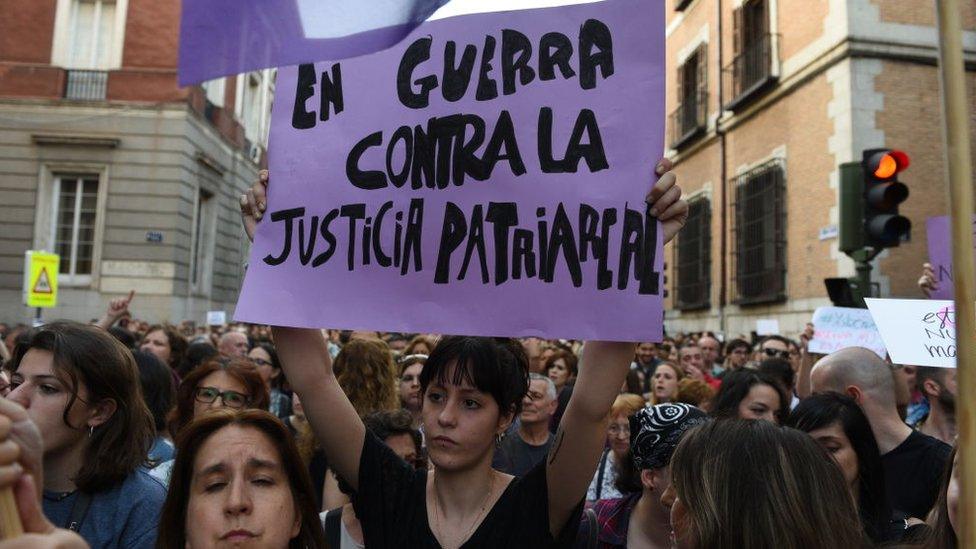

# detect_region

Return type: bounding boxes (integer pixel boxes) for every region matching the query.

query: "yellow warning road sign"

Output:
[23,251,59,308]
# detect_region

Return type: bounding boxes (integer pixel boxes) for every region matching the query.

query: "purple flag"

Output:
[179,0,452,85]
[234,0,666,341]
[926,215,976,299]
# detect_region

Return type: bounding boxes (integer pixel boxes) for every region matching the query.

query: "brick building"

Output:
[663,0,976,338]
[0,0,272,323]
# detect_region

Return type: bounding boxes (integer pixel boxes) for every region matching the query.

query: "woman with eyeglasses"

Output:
[150,357,270,484]
[586,393,646,503]
[6,321,165,548]
[248,342,292,419]
[709,369,789,424]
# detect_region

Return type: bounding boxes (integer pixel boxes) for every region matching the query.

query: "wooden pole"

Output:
[935,1,976,546]
[0,489,22,538]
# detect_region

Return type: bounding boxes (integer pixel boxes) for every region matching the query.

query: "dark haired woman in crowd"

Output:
[546,350,578,394]
[788,392,929,543]
[157,408,326,548]
[709,369,788,423]
[397,353,427,430]
[176,341,218,379]
[924,445,959,549]
[649,363,683,405]
[577,403,708,548]
[723,338,751,372]
[7,322,166,548]
[132,350,177,466]
[139,324,187,373]
[664,419,866,548]
[248,342,291,418]
[239,160,686,547]
[152,357,269,484]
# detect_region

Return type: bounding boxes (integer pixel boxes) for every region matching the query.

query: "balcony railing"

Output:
[668,89,707,149]
[722,33,778,111]
[64,70,108,101]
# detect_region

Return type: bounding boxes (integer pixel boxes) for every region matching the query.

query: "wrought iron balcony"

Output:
[668,89,708,150]
[64,70,108,101]
[722,33,778,111]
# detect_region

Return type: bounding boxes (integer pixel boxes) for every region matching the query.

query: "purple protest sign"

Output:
[178,0,450,85]
[235,0,666,342]
[926,215,976,299]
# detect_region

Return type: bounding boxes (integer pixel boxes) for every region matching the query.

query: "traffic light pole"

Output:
[850,248,881,302]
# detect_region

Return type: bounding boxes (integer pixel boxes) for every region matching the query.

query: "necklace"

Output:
[431,471,495,549]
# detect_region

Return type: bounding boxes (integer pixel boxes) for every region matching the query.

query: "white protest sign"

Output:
[864,298,957,368]
[206,311,227,326]
[756,319,780,336]
[808,306,886,359]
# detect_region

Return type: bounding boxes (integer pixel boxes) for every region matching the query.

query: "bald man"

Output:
[218,331,249,357]
[810,347,950,519]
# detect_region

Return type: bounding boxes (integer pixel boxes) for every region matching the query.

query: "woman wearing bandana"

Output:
[574,403,708,549]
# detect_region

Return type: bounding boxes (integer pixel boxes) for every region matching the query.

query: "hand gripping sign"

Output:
[235,0,666,342]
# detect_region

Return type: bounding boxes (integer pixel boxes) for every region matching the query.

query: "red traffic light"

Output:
[866,150,910,179]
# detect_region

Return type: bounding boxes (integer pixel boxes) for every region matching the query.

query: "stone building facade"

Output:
[664,0,976,338]
[0,0,273,323]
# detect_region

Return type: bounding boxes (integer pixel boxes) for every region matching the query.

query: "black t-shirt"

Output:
[881,430,951,518]
[352,431,582,548]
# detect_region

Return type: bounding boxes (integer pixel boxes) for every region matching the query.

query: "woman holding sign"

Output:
[239,160,686,548]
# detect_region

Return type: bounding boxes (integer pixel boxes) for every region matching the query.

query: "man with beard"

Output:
[633,342,660,397]
[915,367,956,444]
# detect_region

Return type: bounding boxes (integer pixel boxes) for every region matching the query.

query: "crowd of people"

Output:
[0,163,960,548]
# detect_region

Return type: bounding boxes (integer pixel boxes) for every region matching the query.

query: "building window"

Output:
[65,0,118,69]
[51,175,100,282]
[669,43,708,149]
[237,70,275,151]
[675,198,711,310]
[724,0,777,110]
[732,160,786,305]
[190,189,216,294]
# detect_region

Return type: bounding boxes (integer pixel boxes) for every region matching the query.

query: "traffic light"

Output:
[861,149,911,248]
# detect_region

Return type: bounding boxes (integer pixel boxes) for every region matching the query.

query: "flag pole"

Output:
[935,0,976,545]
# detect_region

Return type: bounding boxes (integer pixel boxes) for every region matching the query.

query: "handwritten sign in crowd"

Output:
[235,0,666,340]
[925,215,976,299]
[808,307,886,359]
[864,298,957,368]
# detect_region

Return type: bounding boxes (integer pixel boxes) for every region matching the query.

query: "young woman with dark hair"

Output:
[788,392,928,543]
[7,321,165,548]
[663,419,866,549]
[709,369,789,424]
[139,324,188,372]
[132,350,177,466]
[248,342,292,419]
[924,445,959,549]
[545,350,578,393]
[239,160,686,548]
[398,353,427,430]
[157,408,327,549]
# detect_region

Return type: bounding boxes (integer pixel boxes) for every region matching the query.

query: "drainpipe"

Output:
[717,0,729,336]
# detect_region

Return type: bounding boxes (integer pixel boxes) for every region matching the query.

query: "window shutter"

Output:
[696,43,708,122]
[732,7,743,57]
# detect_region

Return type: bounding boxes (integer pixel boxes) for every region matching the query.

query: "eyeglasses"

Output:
[195,386,250,409]
[608,424,630,435]
[763,348,791,359]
